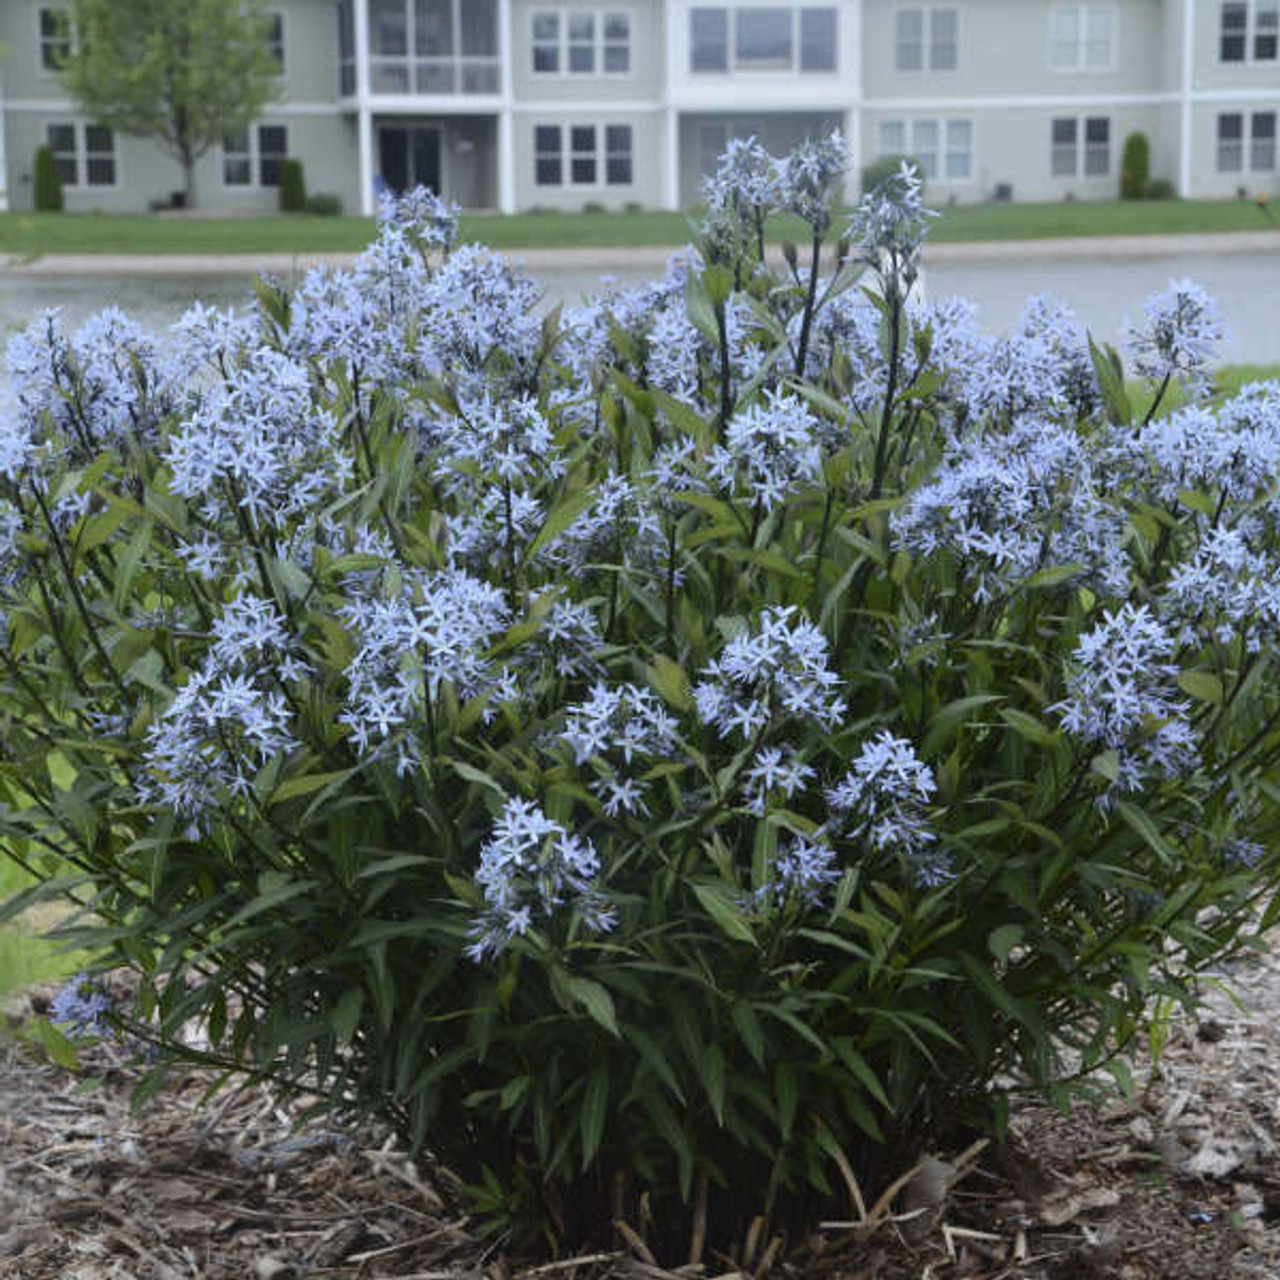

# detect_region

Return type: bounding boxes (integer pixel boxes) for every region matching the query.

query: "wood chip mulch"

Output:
[5,936,1280,1279]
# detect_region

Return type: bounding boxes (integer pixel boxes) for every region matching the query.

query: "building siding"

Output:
[0,0,1276,215]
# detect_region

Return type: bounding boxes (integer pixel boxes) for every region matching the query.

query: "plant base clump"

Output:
[3,150,1280,1259]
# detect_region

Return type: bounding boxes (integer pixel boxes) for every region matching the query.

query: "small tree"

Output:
[280,158,307,213]
[33,145,64,212]
[1121,132,1150,200]
[59,0,282,209]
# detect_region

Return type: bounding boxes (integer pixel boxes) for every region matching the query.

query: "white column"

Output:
[0,72,9,213]
[1179,0,1195,198]
[661,1,682,210]
[843,107,860,204]
[663,108,680,210]
[497,0,516,213]
[846,0,864,203]
[354,0,376,215]
[498,110,516,213]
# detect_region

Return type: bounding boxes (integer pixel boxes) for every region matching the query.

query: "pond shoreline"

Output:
[2,229,1279,277]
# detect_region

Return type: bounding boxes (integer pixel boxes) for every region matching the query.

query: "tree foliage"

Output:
[59,0,282,207]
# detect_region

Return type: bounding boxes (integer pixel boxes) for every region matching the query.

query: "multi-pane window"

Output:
[533,123,633,187]
[531,10,631,74]
[46,122,116,187]
[1051,116,1110,177]
[367,0,500,93]
[265,12,285,67]
[877,118,972,181]
[39,7,71,71]
[223,124,289,187]
[1216,111,1278,170]
[1049,5,1116,70]
[895,7,958,71]
[1221,0,1279,60]
[689,7,838,72]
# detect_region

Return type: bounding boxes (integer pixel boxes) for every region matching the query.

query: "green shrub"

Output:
[3,143,1278,1264]
[305,192,343,216]
[862,153,924,197]
[33,145,63,212]
[1145,178,1178,200]
[279,158,306,212]
[1121,132,1150,200]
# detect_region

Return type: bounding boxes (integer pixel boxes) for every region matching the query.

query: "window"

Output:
[368,0,499,93]
[736,8,792,69]
[531,10,631,75]
[535,124,563,184]
[690,7,838,73]
[46,122,116,187]
[1221,0,1279,60]
[877,118,972,181]
[1049,5,1116,70]
[800,8,837,70]
[1050,116,1110,177]
[691,8,729,70]
[39,7,71,71]
[895,7,958,71]
[533,123,633,187]
[223,124,289,187]
[1217,111,1278,170]
[265,12,285,67]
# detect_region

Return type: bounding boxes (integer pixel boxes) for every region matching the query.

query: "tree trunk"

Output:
[181,153,197,210]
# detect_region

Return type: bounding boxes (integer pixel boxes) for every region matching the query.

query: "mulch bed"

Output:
[5,939,1280,1280]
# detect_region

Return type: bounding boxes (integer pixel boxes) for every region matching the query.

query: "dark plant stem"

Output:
[794,232,823,380]
[716,302,733,440]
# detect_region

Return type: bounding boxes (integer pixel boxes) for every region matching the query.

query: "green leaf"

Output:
[1091,749,1121,784]
[566,976,620,1037]
[29,1019,81,1070]
[329,988,364,1043]
[222,875,316,932]
[581,1060,609,1169]
[1116,800,1178,866]
[832,1039,892,1111]
[648,655,692,711]
[703,1044,727,1126]
[731,1003,767,1068]
[988,924,1024,962]
[1021,564,1085,591]
[999,708,1060,749]
[527,483,597,558]
[1178,670,1224,705]
[775,1062,798,1139]
[921,694,1002,757]
[690,880,756,945]
[1088,335,1132,427]
[272,768,356,806]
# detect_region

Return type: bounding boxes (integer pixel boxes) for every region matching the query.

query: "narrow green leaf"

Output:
[690,881,756,945]
[1178,670,1224,705]
[581,1060,609,1169]
[566,976,620,1037]
[1116,800,1178,866]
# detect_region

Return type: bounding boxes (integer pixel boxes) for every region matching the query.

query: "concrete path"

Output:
[2,229,1278,276]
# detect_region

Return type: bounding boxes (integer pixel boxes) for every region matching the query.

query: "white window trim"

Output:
[221,124,290,190]
[47,120,119,190]
[36,5,73,79]
[1219,0,1280,64]
[532,122,634,190]
[892,5,959,74]
[1049,113,1112,179]
[530,8,634,78]
[1215,109,1278,171]
[876,116,974,184]
[689,6,840,76]
[1047,4,1118,73]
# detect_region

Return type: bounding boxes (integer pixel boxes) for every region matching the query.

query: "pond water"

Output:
[1,250,1277,364]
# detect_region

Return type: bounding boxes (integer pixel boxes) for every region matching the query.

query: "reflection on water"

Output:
[1,252,1277,364]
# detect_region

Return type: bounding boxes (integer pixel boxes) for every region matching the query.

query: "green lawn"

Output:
[0,197,1274,258]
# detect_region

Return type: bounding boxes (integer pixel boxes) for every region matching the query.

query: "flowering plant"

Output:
[3,159,1279,1258]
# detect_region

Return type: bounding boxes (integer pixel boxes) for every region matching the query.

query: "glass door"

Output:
[378,125,443,195]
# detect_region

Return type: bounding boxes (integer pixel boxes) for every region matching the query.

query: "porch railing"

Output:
[340,56,501,97]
